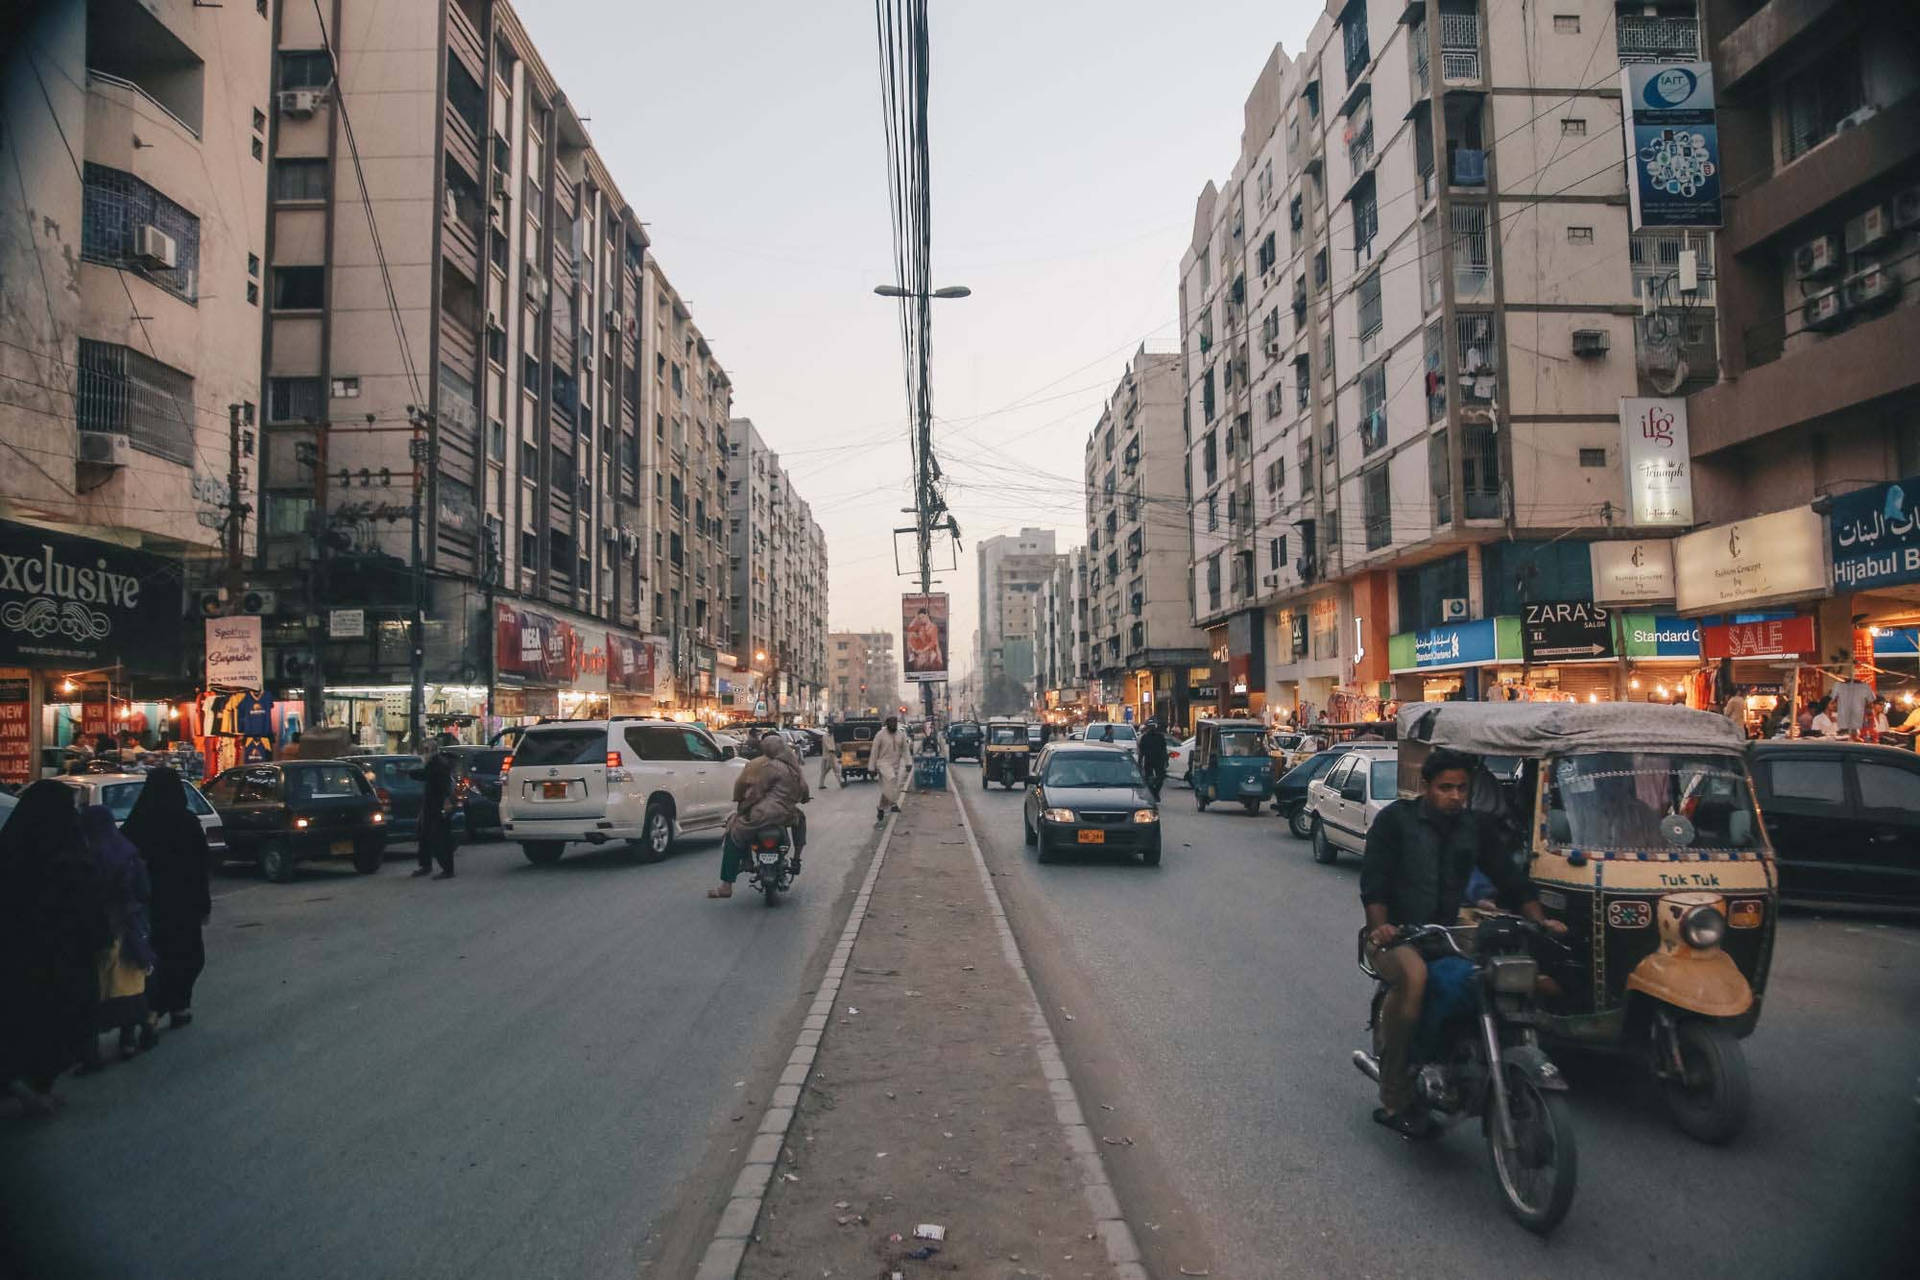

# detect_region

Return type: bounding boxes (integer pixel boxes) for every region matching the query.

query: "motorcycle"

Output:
[745,825,796,907]
[1353,914,1579,1235]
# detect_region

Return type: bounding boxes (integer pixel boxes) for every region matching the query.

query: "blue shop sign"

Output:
[1873,629,1920,657]
[1831,477,1920,592]
[1413,619,1497,670]
[1627,616,1701,658]
[1621,63,1722,231]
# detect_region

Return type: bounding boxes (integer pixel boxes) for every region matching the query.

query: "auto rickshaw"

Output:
[1396,701,1777,1143]
[1190,718,1276,813]
[981,717,1033,790]
[831,717,882,781]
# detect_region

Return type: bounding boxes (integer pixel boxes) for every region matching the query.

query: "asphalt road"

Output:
[0,777,881,1280]
[960,762,1920,1280]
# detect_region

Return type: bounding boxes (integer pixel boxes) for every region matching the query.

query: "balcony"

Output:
[1462,420,1502,520]
[1617,14,1699,65]
[1347,115,1375,176]
[76,340,195,466]
[1439,11,1481,83]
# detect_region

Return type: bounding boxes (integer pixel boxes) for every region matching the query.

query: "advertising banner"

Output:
[1620,62,1721,231]
[607,633,663,695]
[1590,539,1676,604]
[0,669,30,785]
[902,592,949,684]
[0,519,184,676]
[205,616,264,690]
[1700,615,1817,660]
[1829,476,1920,593]
[1619,398,1694,527]
[1619,614,1701,659]
[1406,619,1498,671]
[1674,507,1828,613]
[1521,601,1615,663]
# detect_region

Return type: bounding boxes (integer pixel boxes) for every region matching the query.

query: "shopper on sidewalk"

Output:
[709,733,810,899]
[869,715,910,826]
[126,768,212,1029]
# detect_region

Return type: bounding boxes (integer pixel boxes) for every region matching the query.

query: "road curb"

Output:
[950,787,1150,1280]
[693,811,899,1280]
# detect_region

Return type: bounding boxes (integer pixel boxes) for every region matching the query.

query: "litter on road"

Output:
[913,1224,946,1241]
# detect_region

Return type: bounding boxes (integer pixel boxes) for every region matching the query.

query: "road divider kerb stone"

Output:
[950,787,1149,1278]
[694,812,899,1280]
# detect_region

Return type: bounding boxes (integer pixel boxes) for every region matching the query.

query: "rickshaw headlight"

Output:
[1042,808,1077,823]
[1681,905,1727,950]
[1132,809,1158,823]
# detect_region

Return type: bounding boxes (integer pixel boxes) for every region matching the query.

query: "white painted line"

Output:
[949,787,1147,1279]
[694,811,899,1279]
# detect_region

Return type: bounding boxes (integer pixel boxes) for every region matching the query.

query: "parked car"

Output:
[54,772,228,857]
[1081,721,1140,757]
[1304,749,1400,864]
[202,761,388,882]
[1749,740,1920,909]
[500,718,744,865]
[0,791,15,823]
[1021,743,1160,866]
[1168,736,1195,785]
[436,745,510,837]
[1275,744,1395,838]
[947,721,984,761]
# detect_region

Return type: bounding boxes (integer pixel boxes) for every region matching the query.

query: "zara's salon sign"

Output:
[0,520,183,676]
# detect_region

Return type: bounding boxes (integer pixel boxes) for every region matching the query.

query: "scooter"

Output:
[1353,915,1580,1235]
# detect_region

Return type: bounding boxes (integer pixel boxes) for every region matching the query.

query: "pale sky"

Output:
[519,1,1321,679]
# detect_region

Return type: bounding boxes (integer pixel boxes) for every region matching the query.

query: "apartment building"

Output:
[1,0,271,776]
[828,630,897,718]
[253,0,730,743]
[1083,349,1209,730]
[1183,1,1715,719]
[1033,548,1090,718]
[728,417,829,722]
[975,527,1058,715]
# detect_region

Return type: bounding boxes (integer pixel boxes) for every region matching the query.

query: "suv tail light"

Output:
[500,754,514,772]
[605,750,622,768]
[375,787,393,807]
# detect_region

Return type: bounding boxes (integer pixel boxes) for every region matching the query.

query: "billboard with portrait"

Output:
[902,593,949,684]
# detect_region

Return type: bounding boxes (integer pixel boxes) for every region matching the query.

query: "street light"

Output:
[873,284,971,299]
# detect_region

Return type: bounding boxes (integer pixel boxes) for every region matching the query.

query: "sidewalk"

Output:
[728,786,1139,1279]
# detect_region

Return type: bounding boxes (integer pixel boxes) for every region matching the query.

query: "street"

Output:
[958,761,1920,1280]
[0,781,882,1280]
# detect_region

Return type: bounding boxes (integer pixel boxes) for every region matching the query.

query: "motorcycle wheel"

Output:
[1657,1020,1750,1145]
[1486,1070,1578,1236]
[763,872,779,908]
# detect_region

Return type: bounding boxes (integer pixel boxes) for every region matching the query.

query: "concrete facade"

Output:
[975,527,1057,714]
[828,629,897,719]
[728,417,828,721]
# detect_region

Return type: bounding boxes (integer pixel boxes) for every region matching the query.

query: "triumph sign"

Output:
[0,519,183,676]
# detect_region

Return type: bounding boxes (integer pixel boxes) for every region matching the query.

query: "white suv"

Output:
[1081,722,1139,757]
[501,719,746,865]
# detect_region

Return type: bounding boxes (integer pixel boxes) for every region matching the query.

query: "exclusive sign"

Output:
[0,519,183,677]
[1521,600,1615,663]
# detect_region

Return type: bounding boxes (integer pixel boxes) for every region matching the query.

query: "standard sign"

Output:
[1521,600,1615,663]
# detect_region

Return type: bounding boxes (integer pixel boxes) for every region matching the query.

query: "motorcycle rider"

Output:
[1360,747,1564,1134]
[1137,718,1169,798]
[707,732,809,900]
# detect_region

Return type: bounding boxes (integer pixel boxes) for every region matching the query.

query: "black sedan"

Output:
[1274,750,1347,838]
[1021,744,1161,865]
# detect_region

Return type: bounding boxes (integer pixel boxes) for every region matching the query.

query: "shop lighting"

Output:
[167,706,180,719]
[61,679,76,694]
[1629,677,1641,690]
[1587,693,1599,703]
[1656,685,1669,699]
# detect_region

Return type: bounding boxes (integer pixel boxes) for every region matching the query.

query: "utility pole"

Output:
[408,407,431,751]
[225,403,249,593]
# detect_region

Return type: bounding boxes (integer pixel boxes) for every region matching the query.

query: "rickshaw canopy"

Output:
[1396,701,1747,758]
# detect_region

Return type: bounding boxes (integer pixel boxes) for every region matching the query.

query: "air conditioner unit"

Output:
[1803,286,1846,332]
[1571,328,1610,357]
[77,431,131,467]
[135,225,178,269]
[1264,339,1281,358]
[239,589,278,615]
[1261,572,1279,588]
[1835,104,1878,133]
[1440,596,1469,621]
[491,171,508,199]
[1794,234,1841,280]
[1844,261,1900,312]
[1893,185,1920,231]
[605,308,623,331]
[1844,204,1891,254]
[524,269,548,306]
[278,88,323,118]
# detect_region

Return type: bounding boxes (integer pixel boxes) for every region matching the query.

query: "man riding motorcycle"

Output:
[1137,719,1169,798]
[708,732,809,900]
[1360,747,1565,1134]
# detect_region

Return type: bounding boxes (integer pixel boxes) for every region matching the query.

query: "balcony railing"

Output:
[76,340,195,466]
[1617,14,1699,64]
[1462,420,1502,520]
[1411,28,1430,99]
[1440,12,1481,83]
[1347,118,1375,175]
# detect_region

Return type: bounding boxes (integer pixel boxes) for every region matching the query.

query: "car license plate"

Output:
[542,781,568,799]
[1077,829,1104,844]
[330,839,352,856]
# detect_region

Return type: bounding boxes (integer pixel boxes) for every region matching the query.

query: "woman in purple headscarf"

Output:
[78,803,158,1066]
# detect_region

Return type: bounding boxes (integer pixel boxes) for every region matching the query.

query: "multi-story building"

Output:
[827,629,897,718]
[975,527,1058,715]
[1,0,271,778]
[728,417,828,722]
[1183,2,1717,719]
[1034,548,1092,719]
[1084,348,1209,730]
[251,0,730,744]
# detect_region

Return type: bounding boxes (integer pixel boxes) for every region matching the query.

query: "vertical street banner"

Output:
[1620,62,1721,230]
[902,592,949,684]
[0,669,29,786]
[1619,398,1694,526]
[205,615,264,690]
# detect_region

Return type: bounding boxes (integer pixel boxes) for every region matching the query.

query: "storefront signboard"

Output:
[1873,628,1920,657]
[1619,399,1694,527]
[1590,539,1676,603]
[1829,476,1920,593]
[1700,615,1817,660]
[1397,618,1499,672]
[607,634,662,694]
[1620,62,1721,230]
[0,669,30,785]
[328,608,365,639]
[206,616,264,690]
[1521,600,1615,662]
[1620,614,1701,659]
[1674,507,1827,613]
[0,519,184,677]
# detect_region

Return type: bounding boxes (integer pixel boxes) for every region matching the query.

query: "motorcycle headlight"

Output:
[1132,809,1158,823]
[1681,905,1727,950]
[1042,808,1077,823]
[1487,955,1538,995]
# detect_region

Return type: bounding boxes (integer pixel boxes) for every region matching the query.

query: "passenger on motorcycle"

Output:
[708,732,809,900]
[1138,719,1169,797]
[1360,747,1565,1134]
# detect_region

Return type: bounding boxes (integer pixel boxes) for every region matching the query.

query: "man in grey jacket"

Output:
[709,733,810,900]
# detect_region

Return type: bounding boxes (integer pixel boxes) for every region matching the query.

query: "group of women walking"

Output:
[0,768,212,1116]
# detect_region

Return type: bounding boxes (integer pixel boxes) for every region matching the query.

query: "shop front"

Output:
[1224,608,1265,719]
[1617,613,1705,704]
[1387,616,1524,703]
